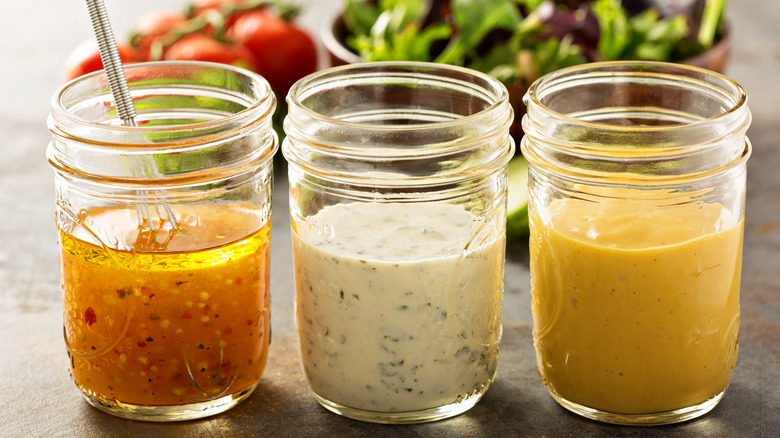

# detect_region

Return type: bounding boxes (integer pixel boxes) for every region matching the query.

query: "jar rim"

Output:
[524,60,748,135]
[48,61,277,187]
[51,61,275,140]
[286,61,510,135]
[520,61,752,184]
[283,61,515,188]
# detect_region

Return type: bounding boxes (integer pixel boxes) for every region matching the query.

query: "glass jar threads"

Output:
[283,62,514,423]
[521,61,751,425]
[48,61,277,421]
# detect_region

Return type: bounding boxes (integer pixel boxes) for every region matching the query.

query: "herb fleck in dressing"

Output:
[293,202,504,412]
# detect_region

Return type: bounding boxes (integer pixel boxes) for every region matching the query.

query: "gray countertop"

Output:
[1,1,778,437]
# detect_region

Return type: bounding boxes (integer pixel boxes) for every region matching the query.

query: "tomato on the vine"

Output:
[129,10,190,61]
[228,9,318,96]
[188,0,251,24]
[63,0,318,94]
[63,39,136,81]
[163,33,260,72]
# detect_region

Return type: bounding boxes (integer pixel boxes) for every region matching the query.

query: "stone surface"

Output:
[1,1,778,437]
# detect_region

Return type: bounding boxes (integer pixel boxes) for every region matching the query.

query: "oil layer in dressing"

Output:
[293,202,505,413]
[530,199,742,414]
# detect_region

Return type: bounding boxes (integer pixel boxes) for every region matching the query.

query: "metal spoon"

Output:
[84,0,179,233]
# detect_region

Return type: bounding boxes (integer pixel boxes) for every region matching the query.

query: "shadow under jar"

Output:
[521,61,751,425]
[47,61,277,421]
[283,62,514,424]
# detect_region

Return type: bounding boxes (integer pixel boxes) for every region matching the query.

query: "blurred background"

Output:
[2,0,778,317]
[2,0,778,131]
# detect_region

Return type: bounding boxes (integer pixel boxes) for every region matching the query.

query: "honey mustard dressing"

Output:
[530,199,742,414]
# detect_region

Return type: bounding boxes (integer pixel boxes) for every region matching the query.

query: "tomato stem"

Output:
[226,1,299,21]
[148,14,218,61]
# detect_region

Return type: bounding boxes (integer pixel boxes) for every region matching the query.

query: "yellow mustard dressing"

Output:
[530,199,742,414]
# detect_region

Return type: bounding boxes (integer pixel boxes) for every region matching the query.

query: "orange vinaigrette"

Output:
[59,205,271,407]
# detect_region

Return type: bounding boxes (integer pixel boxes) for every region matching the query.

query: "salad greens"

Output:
[506,154,530,239]
[342,0,728,85]
[593,0,688,62]
[339,0,728,240]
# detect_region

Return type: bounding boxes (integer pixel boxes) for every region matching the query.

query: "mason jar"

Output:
[283,62,514,424]
[47,61,277,421]
[521,61,751,425]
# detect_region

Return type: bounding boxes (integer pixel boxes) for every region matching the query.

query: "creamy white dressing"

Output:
[292,202,505,413]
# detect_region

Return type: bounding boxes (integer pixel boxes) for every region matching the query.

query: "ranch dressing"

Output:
[292,201,504,413]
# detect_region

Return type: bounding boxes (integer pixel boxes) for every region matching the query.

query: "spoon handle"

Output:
[84,0,137,126]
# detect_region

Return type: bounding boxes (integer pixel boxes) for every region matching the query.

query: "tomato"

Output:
[228,9,318,96]
[188,0,233,16]
[163,33,260,72]
[63,39,136,82]
[129,10,190,61]
[187,0,252,30]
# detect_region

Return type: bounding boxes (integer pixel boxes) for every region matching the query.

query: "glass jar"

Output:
[47,61,277,421]
[521,61,751,425]
[283,62,514,424]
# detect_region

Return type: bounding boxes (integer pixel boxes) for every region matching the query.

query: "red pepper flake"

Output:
[148,293,155,299]
[84,307,97,326]
[235,277,243,285]
[137,340,148,348]
[246,319,253,326]
[181,312,193,319]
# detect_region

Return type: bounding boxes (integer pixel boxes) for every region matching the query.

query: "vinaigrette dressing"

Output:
[59,205,271,407]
